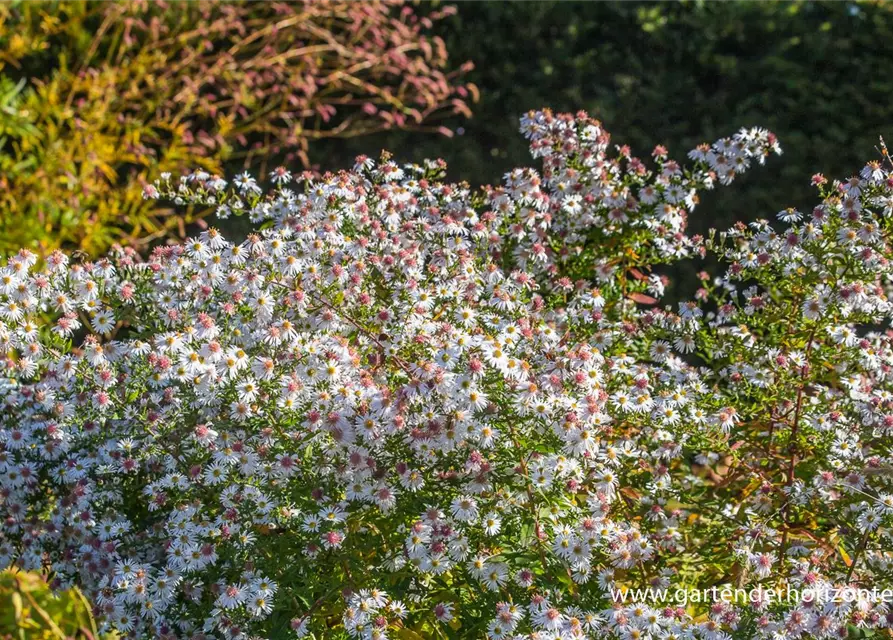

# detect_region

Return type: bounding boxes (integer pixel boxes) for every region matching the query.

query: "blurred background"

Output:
[3,1,893,261]
[2,0,893,636]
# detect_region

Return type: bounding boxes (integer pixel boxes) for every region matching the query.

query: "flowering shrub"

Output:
[2,109,893,640]
[0,0,473,257]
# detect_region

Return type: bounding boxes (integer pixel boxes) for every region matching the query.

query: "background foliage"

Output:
[0,571,112,640]
[6,1,892,258]
[0,0,473,257]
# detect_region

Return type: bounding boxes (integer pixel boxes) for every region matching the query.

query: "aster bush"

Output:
[2,109,893,640]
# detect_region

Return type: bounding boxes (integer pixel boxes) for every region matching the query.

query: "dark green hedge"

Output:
[316,1,893,239]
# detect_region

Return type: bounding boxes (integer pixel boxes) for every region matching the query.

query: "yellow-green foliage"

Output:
[0,1,471,257]
[0,1,218,257]
[0,570,113,639]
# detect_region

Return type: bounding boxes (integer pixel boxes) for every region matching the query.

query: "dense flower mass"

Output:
[1,109,892,640]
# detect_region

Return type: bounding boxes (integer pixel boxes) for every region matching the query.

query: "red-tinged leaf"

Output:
[730,440,744,451]
[628,292,657,305]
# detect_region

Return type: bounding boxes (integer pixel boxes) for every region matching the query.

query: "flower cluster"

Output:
[1,109,892,640]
